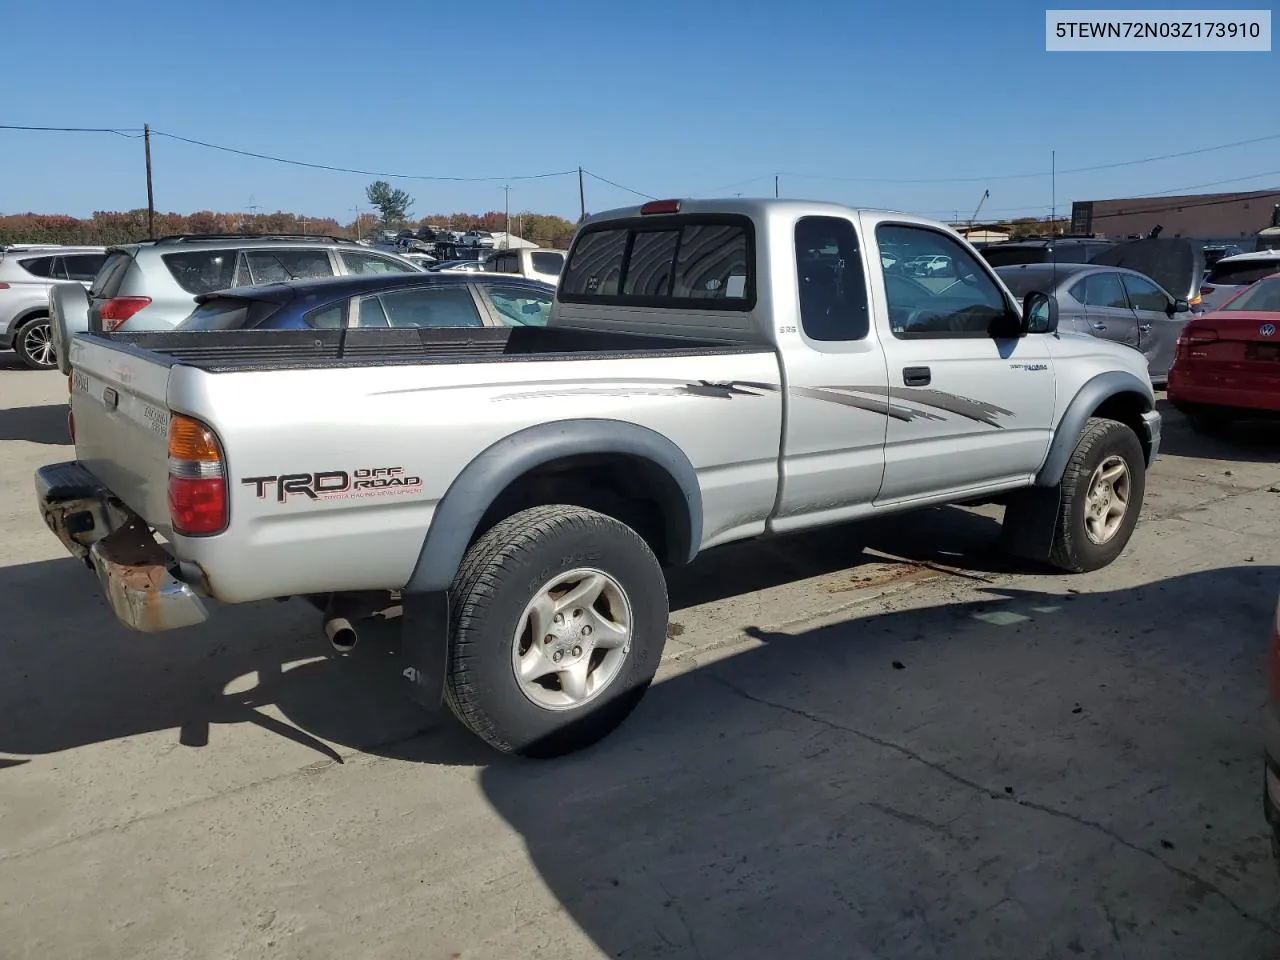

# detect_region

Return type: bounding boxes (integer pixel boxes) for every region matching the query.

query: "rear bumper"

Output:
[1140,409,1162,465]
[35,461,209,632]
[1168,367,1280,414]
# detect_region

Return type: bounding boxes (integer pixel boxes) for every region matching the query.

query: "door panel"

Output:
[1121,272,1180,381]
[868,218,1056,503]
[1075,272,1139,348]
[771,214,890,531]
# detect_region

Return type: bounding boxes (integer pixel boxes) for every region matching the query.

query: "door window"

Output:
[305,303,347,329]
[17,256,56,278]
[377,286,484,327]
[877,225,1009,338]
[1120,274,1169,312]
[794,216,869,342]
[484,284,554,326]
[357,296,390,327]
[340,250,418,275]
[241,249,334,285]
[1071,272,1129,309]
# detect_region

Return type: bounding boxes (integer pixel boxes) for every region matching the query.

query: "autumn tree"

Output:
[365,180,414,225]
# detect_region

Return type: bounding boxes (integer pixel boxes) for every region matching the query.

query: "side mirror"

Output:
[1021,290,1057,335]
[1171,298,1190,314]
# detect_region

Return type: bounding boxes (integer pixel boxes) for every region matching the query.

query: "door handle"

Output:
[1090,322,1107,330]
[903,366,931,387]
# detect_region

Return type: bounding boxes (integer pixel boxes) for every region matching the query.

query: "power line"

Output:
[770,132,1280,186]
[0,123,142,138]
[582,169,654,200]
[150,129,578,182]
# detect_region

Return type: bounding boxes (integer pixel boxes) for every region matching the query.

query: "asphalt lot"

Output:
[2,351,1280,959]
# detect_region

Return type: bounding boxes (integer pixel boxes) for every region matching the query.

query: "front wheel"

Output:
[15,316,57,370]
[445,505,668,757]
[1048,417,1146,573]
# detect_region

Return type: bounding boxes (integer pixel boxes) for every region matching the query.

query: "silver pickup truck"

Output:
[37,199,1161,756]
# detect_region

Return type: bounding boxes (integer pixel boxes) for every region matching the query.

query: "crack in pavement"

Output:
[705,673,1280,940]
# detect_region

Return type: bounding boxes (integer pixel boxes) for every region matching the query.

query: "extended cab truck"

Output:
[37,199,1161,757]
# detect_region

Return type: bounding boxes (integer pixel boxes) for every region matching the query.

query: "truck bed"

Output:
[91,325,762,373]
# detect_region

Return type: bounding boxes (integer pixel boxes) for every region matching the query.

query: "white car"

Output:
[0,244,107,369]
[484,248,566,286]
[462,231,496,248]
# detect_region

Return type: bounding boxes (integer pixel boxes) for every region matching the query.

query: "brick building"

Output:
[1070,189,1280,240]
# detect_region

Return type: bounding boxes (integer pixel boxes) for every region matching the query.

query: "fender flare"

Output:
[404,419,703,594]
[1034,371,1155,487]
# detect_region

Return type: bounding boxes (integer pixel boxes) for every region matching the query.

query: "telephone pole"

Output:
[775,174,779,199]
[353,204,362,241]
[144,123,155,239]
[578,166,586,223]
[503,184,511,249]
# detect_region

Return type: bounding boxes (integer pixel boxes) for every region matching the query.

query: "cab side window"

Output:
[877,225,1009,338]
[794,216,869,342]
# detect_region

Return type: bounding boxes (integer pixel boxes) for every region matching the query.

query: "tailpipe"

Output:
[324,616,359,654]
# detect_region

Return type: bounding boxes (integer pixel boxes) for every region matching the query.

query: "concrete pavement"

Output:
[2,352,1280,959]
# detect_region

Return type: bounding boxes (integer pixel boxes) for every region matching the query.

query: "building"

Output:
[954,225,1011,244]
[1070,189,1280,240]
[489,232,538,250]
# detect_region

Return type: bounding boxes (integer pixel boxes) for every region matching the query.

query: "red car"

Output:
[1167,273,1280,431]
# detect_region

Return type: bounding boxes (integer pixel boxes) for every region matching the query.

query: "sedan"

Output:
[175,273,556,332]
[997,262,1191,385]
[1167,273,1280,431]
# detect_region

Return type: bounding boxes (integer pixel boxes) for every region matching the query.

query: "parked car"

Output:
[0,244,107,369]
[48,234,423,373]
[1199,250,1280,313]
[402,252,438,267]
[997,262,1192,384]
[484,247,566,286]
[427,259,485,273]
[980,237,1117,268]
[462,231,496,248]
[1167,273,1280,430]
[175,274,555,331]
[1089,237,1206,313]
[1202,243,1245,269]
[40,199,1161,758]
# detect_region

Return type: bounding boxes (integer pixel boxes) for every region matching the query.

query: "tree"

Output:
[365,180,414,225]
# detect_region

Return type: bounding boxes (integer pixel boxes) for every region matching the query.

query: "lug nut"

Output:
[572,646,583,657]
[582,625,592,637]
[553,613,564,625]
[573,608,583,618]
[552,650,563,663]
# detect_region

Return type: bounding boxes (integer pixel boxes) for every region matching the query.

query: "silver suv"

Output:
[0,245,107,369]
[82,234,423,334]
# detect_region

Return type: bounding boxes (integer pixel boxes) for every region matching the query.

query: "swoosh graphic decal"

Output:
[820,384,1012,428]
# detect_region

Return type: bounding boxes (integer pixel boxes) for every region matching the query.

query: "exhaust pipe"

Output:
[324,616,359,654]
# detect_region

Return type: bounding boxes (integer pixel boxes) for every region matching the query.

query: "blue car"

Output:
[175,272,556,332]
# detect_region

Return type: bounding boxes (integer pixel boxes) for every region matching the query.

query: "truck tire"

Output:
[1048,417,1146,573]
[15,315,57,370]
[445,504,668,757]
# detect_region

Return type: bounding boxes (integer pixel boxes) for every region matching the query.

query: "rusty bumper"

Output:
[35,461,209,632]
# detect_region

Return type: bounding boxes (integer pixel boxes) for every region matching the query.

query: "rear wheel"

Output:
[445,504,668,757]
[1049,417,1146,573]
[15,315,57,370]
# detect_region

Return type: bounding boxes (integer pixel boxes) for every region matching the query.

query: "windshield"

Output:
[1221,277,1280,312]
[996,270,1058,298]
[1208,259,1280,287]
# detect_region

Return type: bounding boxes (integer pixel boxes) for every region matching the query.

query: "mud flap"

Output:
[1000,485,1062,564]
[399,591,449,711]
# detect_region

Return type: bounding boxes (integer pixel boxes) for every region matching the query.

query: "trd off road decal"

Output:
[242,466,422,502]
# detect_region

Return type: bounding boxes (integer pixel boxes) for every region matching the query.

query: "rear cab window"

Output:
[560,215,753,308]
[531,251,565,276]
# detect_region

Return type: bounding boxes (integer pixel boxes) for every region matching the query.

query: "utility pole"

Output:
[503,184,511,249]
[144,123,155,239]
[775,174,779,199]
[578,166,586,223]
[353,205,362,241]
[1051,149,1056,236]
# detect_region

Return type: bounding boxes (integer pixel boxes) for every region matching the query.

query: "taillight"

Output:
[0,282,10,290]
[1176,327,1217,360]
[168,414,227,535]
[99,296,152,331]
[1200,285,1214,298]
[640,199,681,215]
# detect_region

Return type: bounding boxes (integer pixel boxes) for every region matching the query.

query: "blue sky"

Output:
[2,0,1276,223]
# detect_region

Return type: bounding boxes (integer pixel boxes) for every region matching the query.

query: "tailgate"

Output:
[68,337,175,537]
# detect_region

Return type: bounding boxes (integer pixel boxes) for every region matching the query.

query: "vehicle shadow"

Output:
[0,403,70,445]
[2,549,1277,953]
[1158,398,1280,463]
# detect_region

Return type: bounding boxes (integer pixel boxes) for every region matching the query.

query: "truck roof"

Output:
[581,197,915,228]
